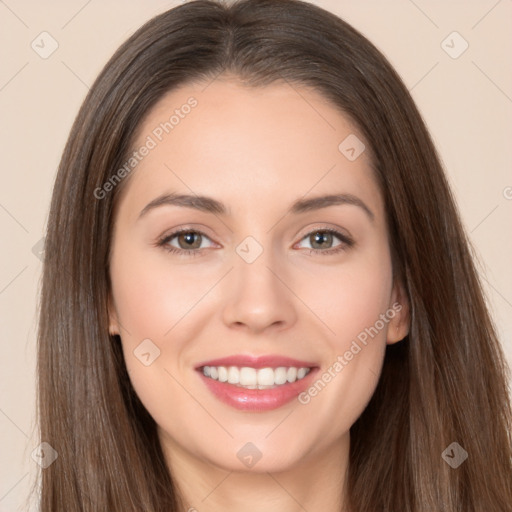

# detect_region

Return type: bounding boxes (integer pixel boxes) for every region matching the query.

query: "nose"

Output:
[221,248,298,335]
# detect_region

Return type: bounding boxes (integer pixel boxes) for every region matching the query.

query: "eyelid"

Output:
[294,223,353,243]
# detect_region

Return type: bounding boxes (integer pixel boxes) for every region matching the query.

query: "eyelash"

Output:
[155,227,354,258]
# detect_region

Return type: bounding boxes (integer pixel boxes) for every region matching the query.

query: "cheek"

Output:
[109,244,218,424]
[109,243,213,341]
[110,249,196,430]
[297,244,394,347]
[297,249,393,421]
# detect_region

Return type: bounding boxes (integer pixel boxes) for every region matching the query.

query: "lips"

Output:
[194,353,319,412]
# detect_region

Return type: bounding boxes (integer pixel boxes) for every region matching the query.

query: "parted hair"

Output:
[35,1,512,510]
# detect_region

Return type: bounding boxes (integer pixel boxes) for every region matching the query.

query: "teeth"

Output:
[287,367,297,382]
[218,366,228,382]
[227,366,239,384]
[201,365,312,388]
[240,367,257,386]
[274,367,288,385]
[257,367,274,386]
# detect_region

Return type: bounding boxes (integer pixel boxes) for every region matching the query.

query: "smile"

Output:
[202,365,312,389]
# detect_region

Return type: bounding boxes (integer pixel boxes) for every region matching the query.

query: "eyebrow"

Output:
[138,192,374,221]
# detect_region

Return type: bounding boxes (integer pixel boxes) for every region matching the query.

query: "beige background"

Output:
[1,0,511,510]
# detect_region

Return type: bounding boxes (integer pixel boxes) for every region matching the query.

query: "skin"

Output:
[108,77,410,512]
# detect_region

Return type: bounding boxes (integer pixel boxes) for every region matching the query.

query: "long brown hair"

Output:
[35,0,512,510]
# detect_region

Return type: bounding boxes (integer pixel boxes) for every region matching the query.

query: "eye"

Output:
[156,227,354,258]
[157,228,215,256]
[295,228,354,255]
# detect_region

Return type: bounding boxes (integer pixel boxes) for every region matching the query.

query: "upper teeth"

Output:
[202,366,311,389]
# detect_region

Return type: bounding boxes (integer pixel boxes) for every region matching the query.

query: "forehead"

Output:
[117,78,382,222]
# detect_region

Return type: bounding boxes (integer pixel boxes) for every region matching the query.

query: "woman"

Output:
[36,0,512,510]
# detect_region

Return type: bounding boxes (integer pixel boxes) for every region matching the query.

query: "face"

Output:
[108,78,409,475]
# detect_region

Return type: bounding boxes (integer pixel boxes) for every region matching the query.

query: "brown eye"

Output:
[295,228,354,256]
[309,231,335,250]
[157,229,215,255]
[176,232,203,250]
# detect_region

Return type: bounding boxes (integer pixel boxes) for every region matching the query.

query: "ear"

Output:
[107,293,120,336]
[386,279,410,345]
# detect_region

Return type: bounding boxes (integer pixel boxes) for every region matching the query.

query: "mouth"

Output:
[194,355,319,411]
[199,364,313,389]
